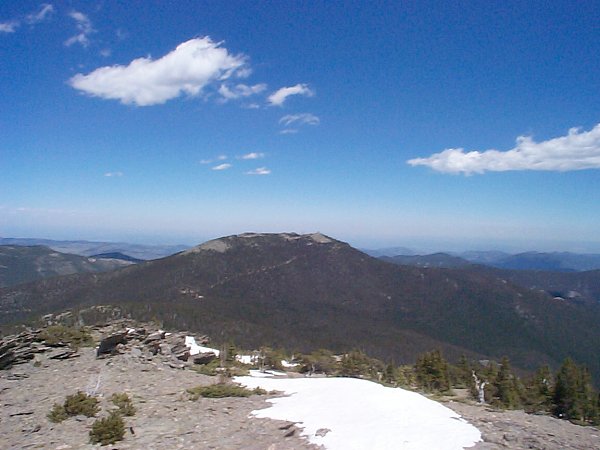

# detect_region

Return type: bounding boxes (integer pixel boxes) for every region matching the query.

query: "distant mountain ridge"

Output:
[0,237,189,260]
[2,232,599,384]
[381,253,472,269]
[0,245,134,288]
[374,249,600,272]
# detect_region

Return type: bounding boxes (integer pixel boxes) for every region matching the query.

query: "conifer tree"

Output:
[524,365,553,412]
[552,358,598,423]
[415,350,450,393]
[493,357,522,409]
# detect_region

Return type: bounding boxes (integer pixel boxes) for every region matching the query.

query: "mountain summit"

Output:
[1,232,599,381]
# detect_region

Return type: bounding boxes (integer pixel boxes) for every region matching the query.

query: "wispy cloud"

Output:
[268,83,313,106]
[407,124,600,175]
[200,155,227,164]
[0,21,19,33]
[69,37,248,105]
[246,167,271,175]
[0,4,54,34]
[218,83,266,101]
[65,11,94,47]
[239,152,265,160]
[212,163,232,171]
[279,129,298,135]
[104,171,123,177]
[26,4,54,24]
[279,113,320,127]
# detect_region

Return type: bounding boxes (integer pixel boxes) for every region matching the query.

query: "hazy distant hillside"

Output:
[2,232,599,383]
[362,246,416,257]
[456,251,600,272]
[488,252,600,272]
[89,252,145,264]
[0,245,133,288]
[381,253,472,269]
[0,238,189,260]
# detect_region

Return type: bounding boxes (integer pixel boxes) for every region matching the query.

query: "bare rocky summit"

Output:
[1,319,599,449]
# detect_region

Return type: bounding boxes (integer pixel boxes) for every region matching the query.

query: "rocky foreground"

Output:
[1,320,599,449]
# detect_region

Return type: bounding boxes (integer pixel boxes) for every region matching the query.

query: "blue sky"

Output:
[2,1,599,251]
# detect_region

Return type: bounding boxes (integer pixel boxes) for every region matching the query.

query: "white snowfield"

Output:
[234,375,482,450]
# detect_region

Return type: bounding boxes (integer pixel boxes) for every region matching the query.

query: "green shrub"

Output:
[190,359,221,375]
[110,393,136,416]
[187,383,266,400]
[89,412,125,445]
[47,403,68,423]
[39,325,94,348]
[48,391,99,422]
[64,391,100,417]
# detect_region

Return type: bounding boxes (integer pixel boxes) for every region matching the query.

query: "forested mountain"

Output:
[1,233,599,383]
[0,245,133,288]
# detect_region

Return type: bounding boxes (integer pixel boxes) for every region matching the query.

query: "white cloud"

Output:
[407,124,600,175]
[279,113,320,127]
[246,167,271,175]
[240,152,265,160]
[104,171,123,177]
[218,83,266,101]
[100,48,111,57]
[27,4,54,24]
[212,163,232,171]
[0,21,19,33]
[69,37,248,106]
[268,83,313,106]
[65,11,94,47]
[279,129,298,135]
[200,155,228,164]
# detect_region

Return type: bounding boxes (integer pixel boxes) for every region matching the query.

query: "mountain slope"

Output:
[1,233,599,381]
[0,245,134,288]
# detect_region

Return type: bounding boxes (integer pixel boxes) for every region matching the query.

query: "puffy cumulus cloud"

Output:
[218,83,266,101]
[240,152,265,160]
[246,167,271,175]
[279,113,320,127]
[26,3,54,24]
[268,84,313,106]
[0,21,19,33]
[212,163,232,171]
[407,124,600,175]
[69,37,248,106]
[65,11,94,47]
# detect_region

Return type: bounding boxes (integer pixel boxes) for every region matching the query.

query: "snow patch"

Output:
[185,336,220,356]
[234,376,481,450]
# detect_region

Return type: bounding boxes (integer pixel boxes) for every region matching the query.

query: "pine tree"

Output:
[415,350,450,393]
[552,358,598,423]
[524,365,553,413]
[493,357,522,409]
